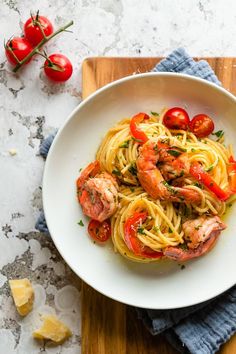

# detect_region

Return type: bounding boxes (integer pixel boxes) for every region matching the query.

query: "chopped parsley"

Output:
[153,226,159,232]
[193,182,203,189]
[168,227,173,233]
[179,243,188,251]
[150,111,159,116]
[79,167,82,172]
[78,220,84,227]
[205,164,214,172]
[172,146,187,152]
[213,130,224,140]
[132,137,144,143]
[162,181,177,195]
[112,169,121,176]
[137,227,145,234]
[128,162,137,176]
[191,148,196,152]
[194,225,202,230]
[228,203,233,208]
[168,149,181,157]
[119,140,130,148]
[130,187,135,192]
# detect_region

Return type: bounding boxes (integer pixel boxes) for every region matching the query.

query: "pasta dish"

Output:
[76,108,236,262]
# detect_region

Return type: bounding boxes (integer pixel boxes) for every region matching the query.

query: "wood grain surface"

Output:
[81,57,236,354]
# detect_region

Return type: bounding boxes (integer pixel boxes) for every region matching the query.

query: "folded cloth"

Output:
[36,48,236,354]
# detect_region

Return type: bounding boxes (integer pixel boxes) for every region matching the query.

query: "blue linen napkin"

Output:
[36,48,236,354]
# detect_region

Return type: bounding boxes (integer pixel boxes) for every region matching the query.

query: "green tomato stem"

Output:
[12,20,73,73]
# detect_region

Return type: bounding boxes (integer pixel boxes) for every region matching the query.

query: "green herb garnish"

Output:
[213,130,224,139]
[130,187,135,192]
[78,220,84,227]
[112,169,121,176]
[128,162,137,176]
[168,149,181,157]
[150,111,159,116]
[137,227,145,234]
[205,164,214,172]
[153,226,159,232]
[179,243,188,251]
[168,227,173,233]
[193,182,203,189]
[119,140,130,148]
[132,137,143,143]
[194,225,202,230]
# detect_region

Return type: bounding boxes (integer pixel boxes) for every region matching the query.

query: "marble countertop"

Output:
[1,0,236,352]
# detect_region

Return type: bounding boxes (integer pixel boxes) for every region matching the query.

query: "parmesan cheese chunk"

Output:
[33,315,72,344]
[9,278,34,316]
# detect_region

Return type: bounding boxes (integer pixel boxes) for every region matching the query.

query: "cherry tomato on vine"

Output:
[163,107,190,130]
[5,37,33,66]
[24,14,53,46]
[44,54,73,82]
[189,114,215,138]
[88,219,111,242]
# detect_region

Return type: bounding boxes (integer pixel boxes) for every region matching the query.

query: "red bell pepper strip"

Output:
[130,113,150,144]
[228,155,236,193]
[124,211,163,259]
[190,162,230,201]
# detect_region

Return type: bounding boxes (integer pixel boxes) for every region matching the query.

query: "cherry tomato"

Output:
[24,14,53,46]
[163,107,190,130]
[5,37,33,66]
[189,114,215,138]
[88,219,111,242]
[130,112,150,144]
[44,54,73,82]
[124,212,163,258]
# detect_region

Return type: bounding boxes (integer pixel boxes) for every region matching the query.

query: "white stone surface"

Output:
[1,0,236,352]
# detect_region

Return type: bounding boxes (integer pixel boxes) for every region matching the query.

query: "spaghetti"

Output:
[77,109,235,262]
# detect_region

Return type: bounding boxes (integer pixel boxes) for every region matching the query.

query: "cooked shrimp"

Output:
[158,148,190,181]
[76,161,100,190]
[77,161,118,222]
[182,215,226,249]
[136,141,201,203]
[163,216,226,261]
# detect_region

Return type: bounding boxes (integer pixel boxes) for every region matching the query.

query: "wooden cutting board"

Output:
[81,57,236,354]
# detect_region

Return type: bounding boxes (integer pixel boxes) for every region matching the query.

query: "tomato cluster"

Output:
[5,12,73,82]
[163,107,215,138]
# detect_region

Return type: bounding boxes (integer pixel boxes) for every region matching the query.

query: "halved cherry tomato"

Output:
[130,112,149,144]
[124,211,163,258]
[228,156,236,193]
[24,13,53,46]
[5,37,33,66]
[88,219,111,242]
[189,114,214,138]
[190,162,229,201]
[44,54,73,82]
[163,107,190,130]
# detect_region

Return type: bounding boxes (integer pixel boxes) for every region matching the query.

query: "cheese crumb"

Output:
[8,148,17,156]
[9,278,34,316]
[33,315,72,344]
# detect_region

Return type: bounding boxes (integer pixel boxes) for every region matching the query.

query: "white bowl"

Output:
[43,73,236,309]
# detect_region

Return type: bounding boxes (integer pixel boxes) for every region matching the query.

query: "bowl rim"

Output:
[42,72,236,309]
